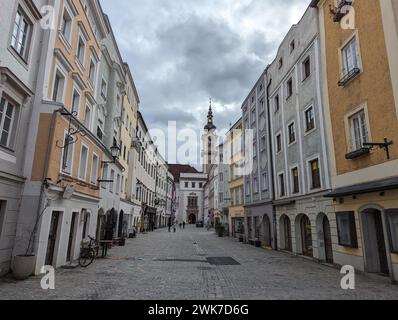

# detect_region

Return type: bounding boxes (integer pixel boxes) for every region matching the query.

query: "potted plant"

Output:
[12,191,50,280]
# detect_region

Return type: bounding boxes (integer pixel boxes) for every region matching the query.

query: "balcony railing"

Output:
[338,68,360,87]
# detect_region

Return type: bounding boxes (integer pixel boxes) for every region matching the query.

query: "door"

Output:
[301,215,313,257]
[262,216,272,247]
[281,216,292,251]
[67,212,78,262]
[45,211,60,266]
[362,209,389,275]
[323,216,334,263]
[118,211,124,238]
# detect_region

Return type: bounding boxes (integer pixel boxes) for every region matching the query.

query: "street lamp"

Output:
[102,141,121,166]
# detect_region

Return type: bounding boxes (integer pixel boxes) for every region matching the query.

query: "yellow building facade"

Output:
[312,0,398,282]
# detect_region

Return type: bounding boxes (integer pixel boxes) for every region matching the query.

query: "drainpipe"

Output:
[265,68,277,251]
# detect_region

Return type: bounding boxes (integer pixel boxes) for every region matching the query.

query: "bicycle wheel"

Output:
[79,249,96,267]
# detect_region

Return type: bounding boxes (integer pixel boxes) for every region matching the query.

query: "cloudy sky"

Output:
[101,0,309,162]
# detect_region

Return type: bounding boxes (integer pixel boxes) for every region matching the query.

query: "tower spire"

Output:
[204,98,216,130]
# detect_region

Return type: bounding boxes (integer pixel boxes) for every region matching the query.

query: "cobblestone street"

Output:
[0,226,397,300]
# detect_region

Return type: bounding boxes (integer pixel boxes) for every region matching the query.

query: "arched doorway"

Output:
[118,210,124,238]
[316,213,333,263]
[188,214,196,224]
[296,214,313,257]
[261,215,272,247]
[96,209,106,240]
[279,215,292,251]
[361,208,389,275]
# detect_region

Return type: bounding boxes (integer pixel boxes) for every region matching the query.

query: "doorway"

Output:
[261,215,272,247]
[118,211,124,238]
[280,215,292,251]
[45,211,61,266]
[323,215,334,263]
[300,215,313,257]
[188,214,196,224]
[361,208,389,275]
[67,212,78,262]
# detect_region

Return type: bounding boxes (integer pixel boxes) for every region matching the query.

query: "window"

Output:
[11,8,32,60]
[336,211,358,248]
[61,134,74,174]
[261,136,266,151]
[89,59,96,84]
[290,40,295,53]
[0,97,18,149]
[83,105,91,130]
[342,37,360,75]
[274,95,280,113]
[71,89,80,116]
[349,110,368,151]
[52,70,65,102]
[246,180,250,195]
[192,182,196,188]
[60,8,72,43]
[259,99,265,113]
[101,79,107,100]
[110,169,115,192]
[288,122,296,144]
[276,134,282,153]
[305,106,315,132]
[278,57,283,69]
[253,141,257,157]
[387,209,398,253]
[199,183,203,188]
[116,174,121,194]
[292,167,300,194]
[303,56,311,80]
[77,36,85,65]
[251,109,256,123]
[97,120,104,141]
[91,154,99,184]
[279,173,285,197]
[185,182,189,188]
[286,78,293,99]
[262,172,268,191]
[309,159,321,189]
[79,145,88,180]
[253,177,258,194]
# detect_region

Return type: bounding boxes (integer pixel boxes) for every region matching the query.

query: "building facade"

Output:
[0,0,43,276]
[312,0,398,281]
[242,71,275,248]
[267,6,335,262]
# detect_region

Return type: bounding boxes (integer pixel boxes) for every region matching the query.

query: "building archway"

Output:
[188,214,197,224]
[316,213,333,263]
[296,214,313,257]
[260,215,272,247]
[279,215,292,251]
[360,207,389,275]
[96,208,106,240]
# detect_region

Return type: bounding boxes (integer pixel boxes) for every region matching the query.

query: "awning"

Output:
[324,176,398,198]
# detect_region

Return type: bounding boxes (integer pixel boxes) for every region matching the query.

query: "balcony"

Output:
[338,68,360,87]
[345,147,371,160]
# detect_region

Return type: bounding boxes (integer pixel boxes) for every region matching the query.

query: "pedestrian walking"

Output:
[183,221,186,229]
[168,218,172,232]
[179,223,182,229]
[173,223,176,233]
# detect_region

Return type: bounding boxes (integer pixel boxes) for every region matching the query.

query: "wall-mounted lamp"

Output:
[102,141,121,167]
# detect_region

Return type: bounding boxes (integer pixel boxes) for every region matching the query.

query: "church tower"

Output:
[202,99,218,174]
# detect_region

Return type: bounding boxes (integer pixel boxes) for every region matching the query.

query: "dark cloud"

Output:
[101,0,309,156]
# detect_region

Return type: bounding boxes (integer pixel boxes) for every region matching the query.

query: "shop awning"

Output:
[324,176,398,198]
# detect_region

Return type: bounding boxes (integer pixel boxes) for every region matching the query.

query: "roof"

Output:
[168,164,200,182]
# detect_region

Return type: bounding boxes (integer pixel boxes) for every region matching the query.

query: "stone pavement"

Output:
[0,225,397,300]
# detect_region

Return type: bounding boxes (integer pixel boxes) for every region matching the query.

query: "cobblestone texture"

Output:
[0,226,397,300]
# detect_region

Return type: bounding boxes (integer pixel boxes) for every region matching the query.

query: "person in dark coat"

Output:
[183,221,186,229]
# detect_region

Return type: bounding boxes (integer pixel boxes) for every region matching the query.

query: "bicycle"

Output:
[79,236,98,268]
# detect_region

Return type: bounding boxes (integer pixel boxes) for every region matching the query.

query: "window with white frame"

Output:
[71,88,80,116]
[286,78,293,99]
[302,56,311,81]
[77,35,86,66]
[274,94,280,113]
[89,58,96,85]
[60,7,72,43]
[246,180,250,195]
[349,110,368,151]
[291,167,300,194]
[276,133,282,153]
[309,158,321,190]
[101,78,107,100]
[91,153,99,184]
[279,173,285,197]
[0,96,18,149]
[61,133,74,175]
[305,106,315,132]
[288,122,296,144]
[79,145,88,180]
[342,37,360,75]
[83,105,92,130]
[253,177,258,194]
[110,169,115,192]
[52,69,65,103]
[262,172,268,191]
[11,7,32,61]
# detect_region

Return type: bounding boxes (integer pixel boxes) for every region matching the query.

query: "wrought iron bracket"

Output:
[363,138,394,160]
[56,110,87,149]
